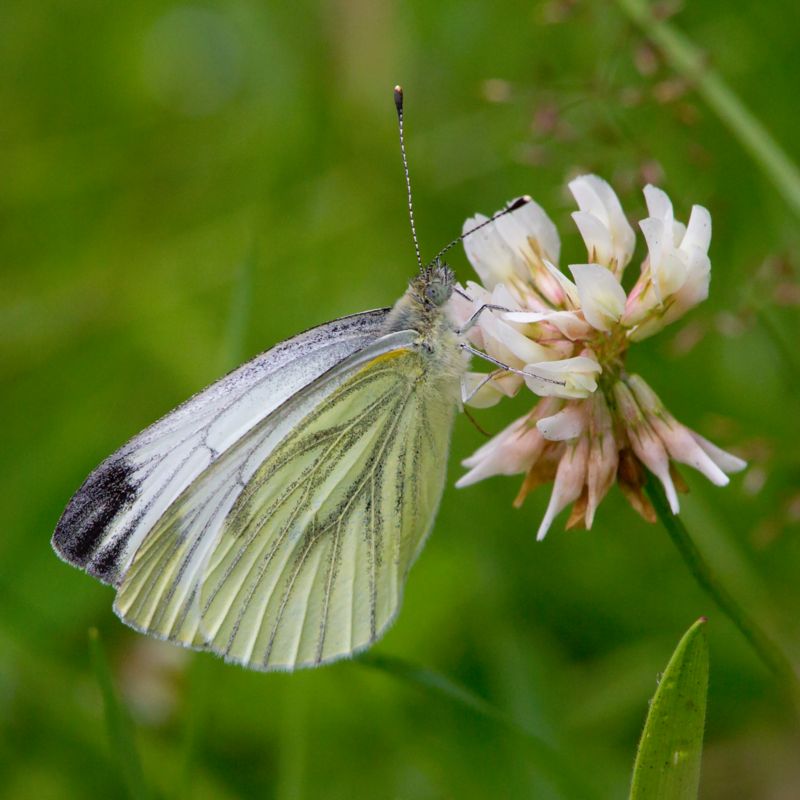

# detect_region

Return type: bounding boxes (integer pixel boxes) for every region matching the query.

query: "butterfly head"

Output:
[417,258,455,307]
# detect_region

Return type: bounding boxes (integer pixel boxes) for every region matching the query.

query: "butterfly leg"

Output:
[456,303,512,336]
[459,343,566,388]
[460,369,505,404]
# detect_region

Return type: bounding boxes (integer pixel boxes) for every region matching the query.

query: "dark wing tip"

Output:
[52,456,139,584]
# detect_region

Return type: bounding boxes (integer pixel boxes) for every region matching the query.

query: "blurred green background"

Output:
[2,0,800,797]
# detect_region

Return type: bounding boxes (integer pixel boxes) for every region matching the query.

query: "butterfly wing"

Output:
[114,341,459,670]
[52,309,392,586]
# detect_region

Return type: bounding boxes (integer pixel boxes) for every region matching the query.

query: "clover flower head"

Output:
[452,175,745,538]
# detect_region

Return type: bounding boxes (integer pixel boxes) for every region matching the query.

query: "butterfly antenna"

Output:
[426,196,531,269]
[394,86,423,271]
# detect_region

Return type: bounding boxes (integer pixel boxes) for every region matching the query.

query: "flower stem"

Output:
[614,0,800,221]
[646,480,800,706]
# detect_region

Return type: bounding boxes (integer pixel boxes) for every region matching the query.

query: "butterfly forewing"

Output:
[52,309,392,586]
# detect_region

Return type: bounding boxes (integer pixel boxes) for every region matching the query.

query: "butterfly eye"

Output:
[425,281,451,306]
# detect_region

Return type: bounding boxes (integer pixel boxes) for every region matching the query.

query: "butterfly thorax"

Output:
[382,261,465,390]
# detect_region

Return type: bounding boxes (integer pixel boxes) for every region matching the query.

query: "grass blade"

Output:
[88,628,151,800]
[629,618,709,800]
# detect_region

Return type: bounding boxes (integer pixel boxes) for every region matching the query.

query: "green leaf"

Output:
[88,628,151,800]
[629,618,709,800]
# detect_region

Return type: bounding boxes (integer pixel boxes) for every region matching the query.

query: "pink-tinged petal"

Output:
[586,392,618,527]
[457,402,561,487]
[626,375,728,486]
[635,270,710,342]
[621,270,652,323]
[503,310,593,340]
[613,381,680,513]
[537,402,587,441]
[492,317,555,365]
[656,420,729,486]
[569,263,627,331]
[457,421,539,487]
[523,355,601,399]
[537,436,589,540]
[544,259,580,307]
[633,427,681,513]
[689,431,747,474]
[623,255,707,342]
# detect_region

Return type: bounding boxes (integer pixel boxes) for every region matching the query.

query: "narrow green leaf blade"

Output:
[88,628,151,800]
[630,618,709,800]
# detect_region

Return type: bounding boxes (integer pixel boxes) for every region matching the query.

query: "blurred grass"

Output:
[2,0,800,798]
[616,0,800,220]
[88,628,151,800]
[358,652,600,799]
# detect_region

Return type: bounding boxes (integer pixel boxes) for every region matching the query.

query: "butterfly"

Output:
[52,89,553,671]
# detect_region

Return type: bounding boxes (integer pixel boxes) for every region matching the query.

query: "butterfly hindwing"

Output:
[114,340,459,670]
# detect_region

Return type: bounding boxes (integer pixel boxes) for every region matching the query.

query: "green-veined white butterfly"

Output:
[52,88,553,671]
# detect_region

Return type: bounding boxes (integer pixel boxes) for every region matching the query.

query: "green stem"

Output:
[646,481,800,705]
[614,0,800,220]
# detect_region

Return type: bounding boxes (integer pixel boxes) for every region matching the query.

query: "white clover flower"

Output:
[455,176,745,538]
